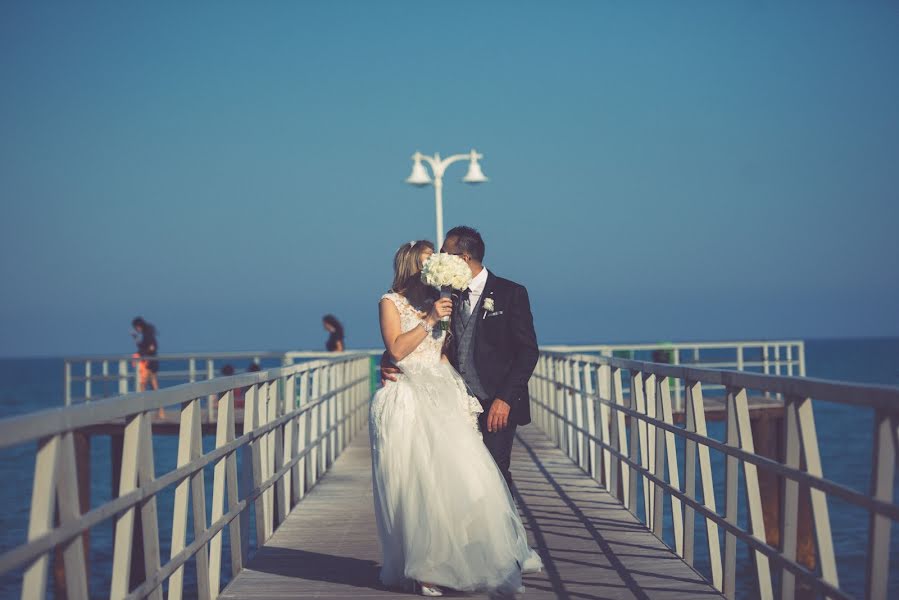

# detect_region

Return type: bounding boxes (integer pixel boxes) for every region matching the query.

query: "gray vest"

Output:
[453,300,489,401]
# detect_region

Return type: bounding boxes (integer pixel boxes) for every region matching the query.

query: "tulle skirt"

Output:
[369,361,541,593]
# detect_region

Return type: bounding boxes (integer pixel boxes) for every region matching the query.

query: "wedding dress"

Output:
[370,292,542,594]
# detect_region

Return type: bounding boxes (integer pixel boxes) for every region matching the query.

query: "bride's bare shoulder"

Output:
[380,292,405,311]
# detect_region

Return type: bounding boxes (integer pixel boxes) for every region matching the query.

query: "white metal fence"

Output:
[62,351,374,405]
[529,351,898,600]
[0,353,372,600]
[541,340,805,411]
[64,341,804,411]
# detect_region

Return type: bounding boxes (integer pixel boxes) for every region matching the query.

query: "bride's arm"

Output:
[380,297,449,362]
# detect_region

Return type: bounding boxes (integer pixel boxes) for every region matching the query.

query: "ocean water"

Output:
[0,338,897,599]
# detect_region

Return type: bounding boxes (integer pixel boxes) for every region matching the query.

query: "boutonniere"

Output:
[482,297,495,319]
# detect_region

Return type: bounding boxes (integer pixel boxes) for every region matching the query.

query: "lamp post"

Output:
[405,149,488,249]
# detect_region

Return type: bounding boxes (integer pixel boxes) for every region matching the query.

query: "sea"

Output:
[0,337,897,599]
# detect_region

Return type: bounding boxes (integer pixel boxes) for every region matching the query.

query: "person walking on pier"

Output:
[371,237,541,598]
[322,314,345,352]
[131,316,162,416]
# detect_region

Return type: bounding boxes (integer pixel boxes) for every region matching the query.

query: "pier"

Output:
[0,341,897,599]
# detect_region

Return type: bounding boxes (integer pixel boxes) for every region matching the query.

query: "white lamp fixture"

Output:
[405,152,433,186]
[405,148,488,248]
[462,150,488,184]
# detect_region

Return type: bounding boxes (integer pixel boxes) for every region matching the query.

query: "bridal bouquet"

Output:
[420,253,472,330]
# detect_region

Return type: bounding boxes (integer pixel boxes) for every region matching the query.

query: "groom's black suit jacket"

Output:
[446,271,539,426]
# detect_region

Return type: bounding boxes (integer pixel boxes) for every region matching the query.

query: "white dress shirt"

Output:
[465,267,489,317]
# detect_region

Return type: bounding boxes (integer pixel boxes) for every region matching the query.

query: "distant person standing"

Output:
[131,317,159,390]
[323,314,345,352]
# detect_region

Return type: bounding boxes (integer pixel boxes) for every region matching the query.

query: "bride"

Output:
[370,240,541,597]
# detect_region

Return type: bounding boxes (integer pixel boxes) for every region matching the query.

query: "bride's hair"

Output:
[391,240,436,303]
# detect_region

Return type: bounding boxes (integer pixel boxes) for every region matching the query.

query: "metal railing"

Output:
[0,353,372,600]
[540,340,805,412]
[64,340,804,410]
[529,351,898,600]
[62,351,377,405]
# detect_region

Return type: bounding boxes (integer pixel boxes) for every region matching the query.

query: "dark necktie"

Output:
[460,288,473,316]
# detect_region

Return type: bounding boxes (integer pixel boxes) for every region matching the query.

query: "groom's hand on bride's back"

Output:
[380,351,401,384]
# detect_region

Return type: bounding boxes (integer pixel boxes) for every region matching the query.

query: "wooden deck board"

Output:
[219,426,723,600]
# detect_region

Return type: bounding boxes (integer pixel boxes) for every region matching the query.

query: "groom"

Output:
[383,225,539,489]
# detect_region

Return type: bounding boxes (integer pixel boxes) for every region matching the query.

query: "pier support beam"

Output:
[751,412,816,600]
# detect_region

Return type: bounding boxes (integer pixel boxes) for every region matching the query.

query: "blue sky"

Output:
[1,2,897,357]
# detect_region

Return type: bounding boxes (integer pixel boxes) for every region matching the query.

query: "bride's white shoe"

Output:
[521,549,544,574]
[418,582,444,596]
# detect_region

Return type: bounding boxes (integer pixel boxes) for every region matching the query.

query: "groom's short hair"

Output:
[446,225,485,262]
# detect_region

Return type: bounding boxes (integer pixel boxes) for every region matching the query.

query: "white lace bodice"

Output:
[381,292,445,370]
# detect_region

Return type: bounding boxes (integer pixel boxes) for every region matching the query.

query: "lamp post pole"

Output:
[406,149,488,249]
[434,175,444,249]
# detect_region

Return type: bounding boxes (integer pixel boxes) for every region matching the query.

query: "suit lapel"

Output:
[473,271,498,336]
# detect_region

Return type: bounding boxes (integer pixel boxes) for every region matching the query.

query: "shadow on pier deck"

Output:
[219,426,722,600]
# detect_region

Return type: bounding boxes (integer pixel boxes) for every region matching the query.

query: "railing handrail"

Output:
[60,340,803,363]
[61,350,382,363]
[541,339,805,352]
[545,350,899,411]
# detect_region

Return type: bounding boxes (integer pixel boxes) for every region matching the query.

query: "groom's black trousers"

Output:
[478,412,517,491]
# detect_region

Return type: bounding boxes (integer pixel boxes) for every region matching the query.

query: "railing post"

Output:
[780,395,802,600]
[208,389,242,595]
[609,367,630,508]
[189,358,196,383]
[102,360,109,397]
[732,387,773,600]
[724,388,739,599]
[118,359,128,395]
[308,368,321,488]
[773,345,782,400]
[597,362,612,489]
[786,344,794,377]
[551,358,562,447]
[582,363,597,479]
[795,396,839,590]
[281,373,297,514]
[22,435,61,599]
[535,356,547,438]
[207,359,216,421]
[543,356,552,436]
[296,370,310,501]
[797,341,807,377]
[656,375,683,556]
[683,380,722,590]
[572,360,586,469]
[866,409,895,600]
[167,398,209,600]
[321,365,332,472]
[272,377,287,529]
[632,371,653,527]
[84,361,92,402]
[672,348,682,411]
[329,363,339,464]
[65,361,72,406]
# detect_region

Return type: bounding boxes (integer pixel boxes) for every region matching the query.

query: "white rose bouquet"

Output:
[420,253,473,330]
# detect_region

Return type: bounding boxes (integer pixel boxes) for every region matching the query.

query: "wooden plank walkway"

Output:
[220,426,723,600]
